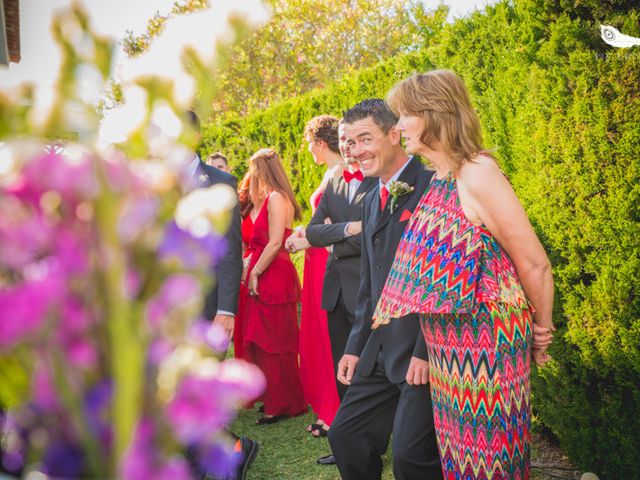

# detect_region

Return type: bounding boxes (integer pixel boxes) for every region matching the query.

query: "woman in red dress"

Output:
[234,172,257,360]
[244,149,307,423]
[291,115,343,437]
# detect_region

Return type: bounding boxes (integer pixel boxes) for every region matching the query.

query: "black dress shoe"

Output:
[235,436,260,480]
[256,414,288,425]
[316,453,336,465]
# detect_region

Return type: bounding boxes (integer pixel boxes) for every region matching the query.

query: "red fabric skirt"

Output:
[299,247,340,425]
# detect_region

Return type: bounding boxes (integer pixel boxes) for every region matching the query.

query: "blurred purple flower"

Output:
[32,364,59,410]
[42,441,85,478]
[66,338,99,368]
[148,338,174,365]
[0,200,53,270]
[155,457,192,480]
[121,418,191,480]
[1,450,23,473]
[195,440,240,478]
[51,228,91,276]
[125,267,142,299]
[189,319,230,352]
[145,274,200,329]
[166,375,237,444]
[217,359,266,404]
[118,196,160,243]
[85,381,113,447]
[120,419,156,479]
[158,221,226,270]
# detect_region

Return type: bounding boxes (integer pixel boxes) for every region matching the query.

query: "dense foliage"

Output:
[125,0,448,119]
[201,1,640,477]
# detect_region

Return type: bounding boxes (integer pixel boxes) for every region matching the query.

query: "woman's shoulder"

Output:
[457,154,504,194]
[267,190,292,210]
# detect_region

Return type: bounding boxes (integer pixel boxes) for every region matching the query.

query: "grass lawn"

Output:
[230,406,577,480]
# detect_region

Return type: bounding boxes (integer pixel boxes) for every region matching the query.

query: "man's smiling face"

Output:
[346,116,397,181]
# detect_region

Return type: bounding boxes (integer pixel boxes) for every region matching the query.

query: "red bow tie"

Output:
[343,169,364,183]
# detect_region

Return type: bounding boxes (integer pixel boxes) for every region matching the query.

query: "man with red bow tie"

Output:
[286,117,377,465]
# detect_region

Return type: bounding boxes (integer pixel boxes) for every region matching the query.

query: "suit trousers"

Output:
[327,291,354,401]
[328,350,443,480]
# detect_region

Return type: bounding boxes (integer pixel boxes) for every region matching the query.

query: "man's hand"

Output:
[337,354,359,385]
[406,356,430,385]
[213,314,234,339]
[345,221,362,236]
[532,323,554,349]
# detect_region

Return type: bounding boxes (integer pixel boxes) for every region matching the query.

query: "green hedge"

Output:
[201,1,640,477]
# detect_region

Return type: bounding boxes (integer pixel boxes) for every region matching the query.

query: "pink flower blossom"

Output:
[22,151,100,203]
[0,276,65,349]
[166,375,237,443]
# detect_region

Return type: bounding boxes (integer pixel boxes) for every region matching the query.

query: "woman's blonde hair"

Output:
[387,70,484,171]
[248,148,302,220]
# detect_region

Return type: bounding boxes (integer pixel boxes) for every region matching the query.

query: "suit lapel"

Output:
[372,157,419,235]
[349,177,375,211]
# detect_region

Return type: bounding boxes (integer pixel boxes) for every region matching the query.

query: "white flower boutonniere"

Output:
[198,174,209,185]
[387,180,414,213]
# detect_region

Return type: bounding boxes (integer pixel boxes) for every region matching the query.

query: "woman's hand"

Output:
[287,236,310,253]
[241,253,252,284]
[533,323,554,349]
[248,270,259,297]
[532,323,555,367]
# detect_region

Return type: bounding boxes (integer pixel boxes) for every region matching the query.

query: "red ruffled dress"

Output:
[243,194,306,416]
[299,187,340,425]
[233,213,254,360]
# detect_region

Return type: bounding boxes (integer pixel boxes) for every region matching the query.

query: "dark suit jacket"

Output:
[306,175,378,315]
[196,159,243,319]
[344,156,434,383]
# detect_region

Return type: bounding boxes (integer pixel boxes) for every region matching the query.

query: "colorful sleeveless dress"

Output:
[373,173,533,480]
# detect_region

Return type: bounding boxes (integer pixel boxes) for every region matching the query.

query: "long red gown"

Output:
[233,213,254,360]
[299,187,340,425]
[243,194,307,417]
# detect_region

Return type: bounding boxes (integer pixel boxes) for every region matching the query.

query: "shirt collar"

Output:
[379,156,412,190]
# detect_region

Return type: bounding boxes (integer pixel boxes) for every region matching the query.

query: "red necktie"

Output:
[380,185,389,211]
[343,169,364,183]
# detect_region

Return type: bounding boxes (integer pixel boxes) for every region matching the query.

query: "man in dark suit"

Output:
[184,112,256,480]
[289,117,377,399]
[328,100,442,480]
[286,115,376,466]
[184,112,242,336]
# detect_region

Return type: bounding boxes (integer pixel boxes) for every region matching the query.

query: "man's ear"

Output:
[388,125,401,146]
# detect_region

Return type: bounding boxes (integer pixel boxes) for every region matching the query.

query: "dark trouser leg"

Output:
[327,292,354,401]
[328,355,398,480]
[391,382,443,480]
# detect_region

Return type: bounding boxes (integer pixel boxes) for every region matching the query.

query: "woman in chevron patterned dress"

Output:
[373,70,556,480]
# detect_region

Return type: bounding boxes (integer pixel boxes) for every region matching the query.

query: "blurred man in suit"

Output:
[185,111,257,480]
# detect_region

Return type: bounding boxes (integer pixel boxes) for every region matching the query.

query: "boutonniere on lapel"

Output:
[387,180,414,213]
[198,174,209,185]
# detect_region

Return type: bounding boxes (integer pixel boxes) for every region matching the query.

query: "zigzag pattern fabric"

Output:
[422,303,531,480]
[373,175,530,326]
[374,174,532,479]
